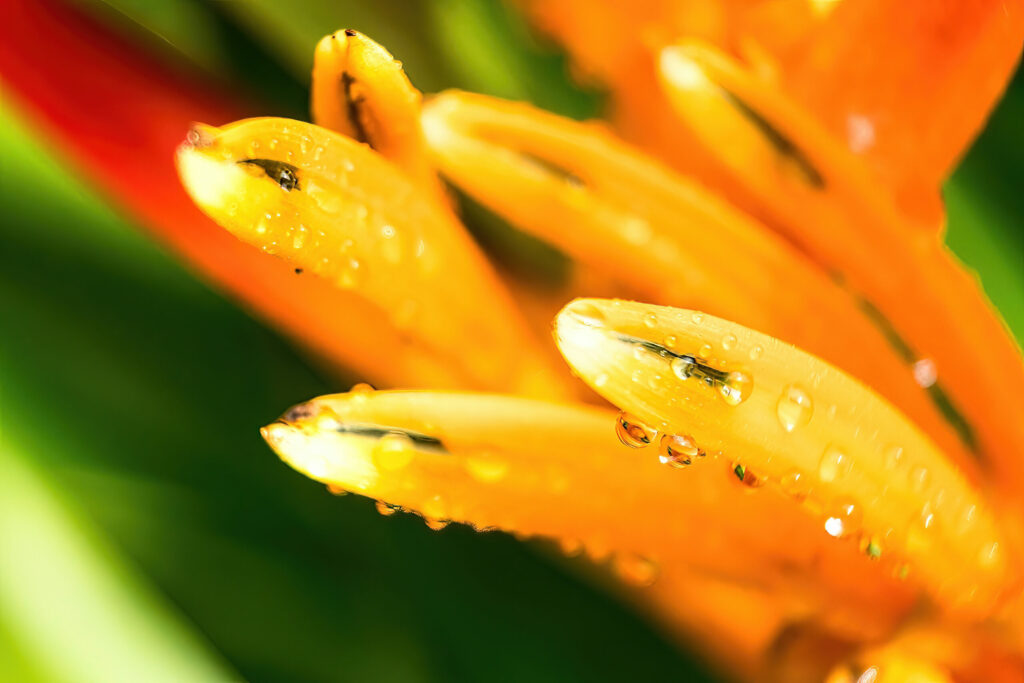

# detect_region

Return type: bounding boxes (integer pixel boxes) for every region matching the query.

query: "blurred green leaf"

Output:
[426,0,602,119]
[69,0,230,73]
[944,69,1024,345]
[0,446,235,683]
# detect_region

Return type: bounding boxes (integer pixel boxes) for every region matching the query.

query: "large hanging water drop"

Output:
[658,434,703,468]
[615,411,657,447]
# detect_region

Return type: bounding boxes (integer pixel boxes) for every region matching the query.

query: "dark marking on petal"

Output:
[344,28,357,37]
[282,401,316,423]
[341,71,371,145]
[237,158,300,191]
[613,333,730,388]
[858,298,977,455]
[334,423,448,454]
[720,88,825,189]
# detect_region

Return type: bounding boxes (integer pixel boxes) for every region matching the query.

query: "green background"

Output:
[1,1,1021,681]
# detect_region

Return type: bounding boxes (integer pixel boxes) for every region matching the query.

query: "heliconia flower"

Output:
[5,1,1024,680]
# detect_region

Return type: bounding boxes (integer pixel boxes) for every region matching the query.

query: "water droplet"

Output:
[862,536,882,560]
[824,501,861,538]
[719,371,753,406]
[339,257,363,288]
[731,461,765,489]
[424,518,449,531]
[692,312,704,324]
[464,453,509,483]
[912,358,937,388]
[698,343,712,359]
[819,446,852,483]
[380,224,402,263]
[326,484,348,496]
[749,345,763,360]
[350,382,374,399]
[643,312,658,328]
[664,335,678,350]
[979,541,1002,568]
[559,538,583,556]
[776,385,813,432]
[375,500,397,516]
[614,553,659,587]
[779,471,810,501]
[658,434,702,468]
[422,494,445,520]
[722,334,737,351]
[957,504,979,534]
[671,356,695,380]
[615,412,657,447]
[918,503,937,530]
[568,302,605,328]
[373,432,415,471]
[884,445,904,470]
[908,465,930,494]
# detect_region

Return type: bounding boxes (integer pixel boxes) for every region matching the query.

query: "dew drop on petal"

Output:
[559,538,583,556]
[643,312,658,328]
[749,345,763,360]
[326,484,348,496]
[339,257,363,288]
[719,371,753,406]
[819,446,852,483]
[692,312,704,325]
[908,465,930,494]
[615,411,657,448]
[671,356,695,380]
[779,471,810,501]
[569,302,606,328]
[613,553,659,587]
[658,433,702,468]
[375,500,397,516]
[978,541,1002,568]
[824,501,861,538]
[424,518,449,531]
[464,453,509,483]
[722,334,737,351]
[350,382,375,400]
[884,445,904,470]
[698,343,712,359]
[373,432,415,471]
[730,461,765,489]
[776,385,813,432]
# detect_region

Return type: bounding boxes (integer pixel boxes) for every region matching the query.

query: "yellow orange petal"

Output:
[658,43,1024,501]
[175,117,564,397]
[784,0,1024,209]
[421,90,978,468]
[555,299,1017,618]
[311,29,445,200]
[263,388,916,641]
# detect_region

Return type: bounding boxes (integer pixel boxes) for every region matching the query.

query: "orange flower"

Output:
[8,1,1023,680]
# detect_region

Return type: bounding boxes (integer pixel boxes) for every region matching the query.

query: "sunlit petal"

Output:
[176,117,566,397]
[658,43,1024,501]
[555,298,1016,618]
